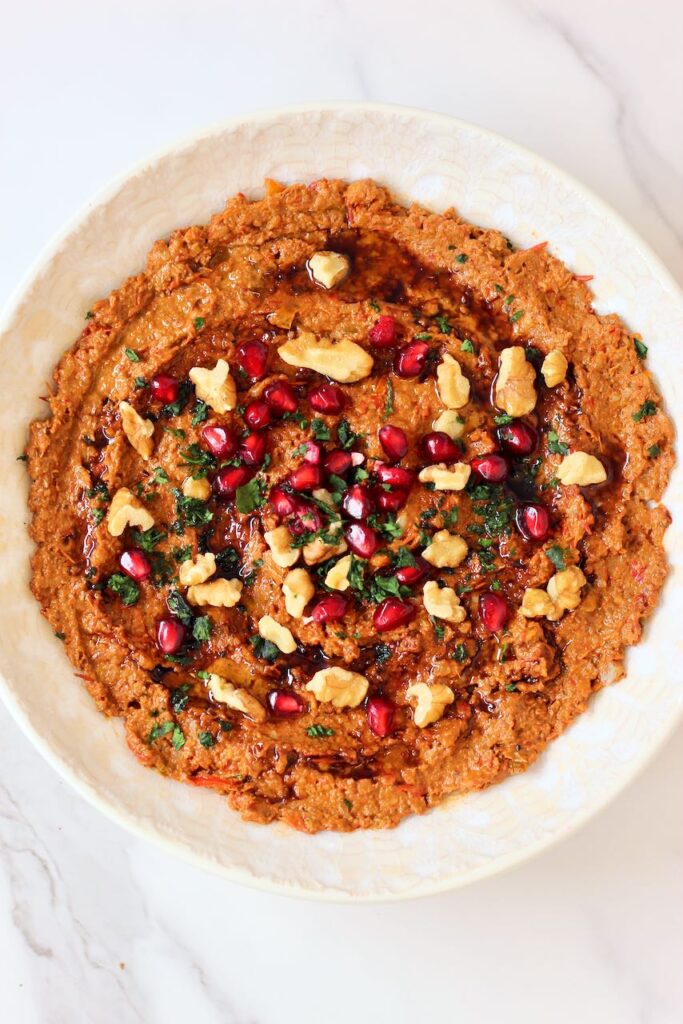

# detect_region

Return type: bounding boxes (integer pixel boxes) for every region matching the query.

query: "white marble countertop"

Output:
[1,2,682,1021]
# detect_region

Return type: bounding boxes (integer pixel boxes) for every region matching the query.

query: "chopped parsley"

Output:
[124,348,140,362]
[172,544,192,563]
[170,684,191,713]
[547,430,569,456]
[430,616,446,641]
[235,477,266,514]
[311,418,331,441]
[634,338,648,359]
[171,725,186,750]
[385,379,394,417]
[131,526,167,551]
[493,413,513,426]
[174,490,214,529]
[191,399,209,426]
[219,720,233,733]
[161,380,192,419]
[461,338,475,354]
[134,376,147,390]
[192,616,212,642]
[250,635,279,662]
[369,299,381,312]
[194,317,206,330]
[107,573,140,606]
[152,466,170,486]
[434,314,453,334]
[166,589,194,627]
[337,419,363,450]
[198,731,215,748]
[545,544,568,571]
[633,399,657,422]
[180,443,216,477]
[414,332,432,340]
[509,309,524,323]
[306,724,334,738]
[452,643,468,662]
[455,253,468,264]
[648,444,661,459]
[149,721,174,744]
[375,643,392,664]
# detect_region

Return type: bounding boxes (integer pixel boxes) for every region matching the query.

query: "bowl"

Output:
[1,103,682,901]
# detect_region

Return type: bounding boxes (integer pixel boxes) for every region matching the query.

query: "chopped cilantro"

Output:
[633,399,657,422]
[198,731,215,748]
[125,348,140,362]
[107,573,140,606]
[393,546,416,568]
[219,720,233,733]
[343,798,353,810]
[171,725,186,750]
[430,616,446,641]
[455,253,468,264]
[493,413,513,426]
[134,376,147,390]
[509,309,524,323]
[414,332,432,340]
[435,314,453,334]
[180,443,216,477]
[194,317,206,330]
[505,682,517,692]
[172,544,192,563]
[461,338,475,354]
[648,444,661,458]
[369,299,381,313]
[163,425,186,440]
[634,338,648,359]
[152,466,169,485]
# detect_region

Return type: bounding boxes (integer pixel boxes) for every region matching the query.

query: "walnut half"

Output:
[278,330,373,384]
[406,682,455,728]
[494,346,537,416]
[306,667,369,708]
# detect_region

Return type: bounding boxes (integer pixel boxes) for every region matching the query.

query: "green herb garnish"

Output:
[125,348,140,363]
[107,573,140,606]
[306,724,334,738]
[633,399,657,422]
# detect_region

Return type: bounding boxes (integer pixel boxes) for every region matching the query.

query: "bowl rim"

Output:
[1,100,681,902]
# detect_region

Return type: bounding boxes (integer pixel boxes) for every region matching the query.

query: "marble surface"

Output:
[0,1,681,1021]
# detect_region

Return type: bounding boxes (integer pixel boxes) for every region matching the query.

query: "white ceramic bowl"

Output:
[1,103,682,901]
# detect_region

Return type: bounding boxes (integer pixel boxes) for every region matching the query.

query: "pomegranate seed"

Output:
[213,464,254,496]
[268,690,305,715]
[367,695,395,737]
[394,340,429,378]
[379,424,408,461]
[497,420,538,457]
[374,464,416,489]
[201,424,237,460]
[236,340,268,379]
[395,558,429,586]
[516,503,550,541]
[243,399,272,430]
[156,618,186,654]
[470,453,509,483]
[289,503,323,536]
[240,432,267,466]
[345,523,380,558]
[369,315,398,348]
[119,548,151,582]
[421,432,462,464]
[324,449,354,477]
[302,441,322,464]
[309,382,345,414]
[288,463,323,491]
[373,597,416,633]
[150,373,179,404]
[478,591,509,632]
[265,380,298,414]
[376,487,408,512]
[342,484,375,520]
[270,485,299,517]
[311,594,348,623]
